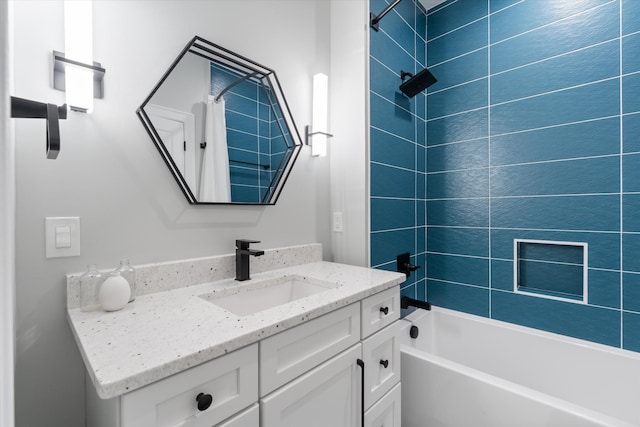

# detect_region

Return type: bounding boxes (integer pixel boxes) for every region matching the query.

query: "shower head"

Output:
[399,68,437,98]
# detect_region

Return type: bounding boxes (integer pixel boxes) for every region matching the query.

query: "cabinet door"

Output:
[260,345,362,427]
[364,383,401,427]
[215,404,259,427]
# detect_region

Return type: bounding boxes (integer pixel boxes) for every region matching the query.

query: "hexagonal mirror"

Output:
[137,36,303,205]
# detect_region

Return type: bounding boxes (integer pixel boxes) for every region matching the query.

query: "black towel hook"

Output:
[10,96,67,159]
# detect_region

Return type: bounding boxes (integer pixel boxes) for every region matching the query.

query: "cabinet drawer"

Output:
[260,345,361,427]
[364,383,401,427]
[121,344,258,427]
[362,321,401,409]
[361,287,400,338]
[259,302,360,396]
[216,403,258,427]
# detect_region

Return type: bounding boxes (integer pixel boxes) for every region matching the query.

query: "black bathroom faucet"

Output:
[235,239,265,281]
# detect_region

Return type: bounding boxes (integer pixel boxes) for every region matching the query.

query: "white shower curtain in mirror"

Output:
[199,95,230,202]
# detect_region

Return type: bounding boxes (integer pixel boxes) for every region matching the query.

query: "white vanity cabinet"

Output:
[86,286,402,427]
[260,287,402,427]
[86,344,259,427]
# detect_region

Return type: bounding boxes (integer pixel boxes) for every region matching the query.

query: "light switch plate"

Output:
[45,217,80,258]
[55,226,72,248]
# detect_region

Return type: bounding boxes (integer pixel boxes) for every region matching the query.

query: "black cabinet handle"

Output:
[196,392,213,411]
[379,359,389,368]
[357,359,365,427]
[379,306,389,315]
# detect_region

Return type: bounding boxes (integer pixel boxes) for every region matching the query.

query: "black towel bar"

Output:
[11,96,67,159]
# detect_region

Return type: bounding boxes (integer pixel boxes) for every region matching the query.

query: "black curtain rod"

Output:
[198,142,270,170]
[230,158,270,170]
[214,71,261,102]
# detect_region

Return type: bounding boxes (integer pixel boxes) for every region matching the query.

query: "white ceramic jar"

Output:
[98,271,131,311]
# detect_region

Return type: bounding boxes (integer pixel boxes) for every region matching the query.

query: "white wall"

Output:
[329,0,369,267]
[11,1,331,425]
[1,1,16,426]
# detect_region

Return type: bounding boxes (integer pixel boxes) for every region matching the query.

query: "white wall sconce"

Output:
[305,73,333,157]
[53,0,105,113]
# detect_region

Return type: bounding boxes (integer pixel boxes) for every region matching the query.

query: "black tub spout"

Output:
[401,296,431,311]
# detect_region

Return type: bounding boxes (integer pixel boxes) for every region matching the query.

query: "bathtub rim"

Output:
[400,306,640,362]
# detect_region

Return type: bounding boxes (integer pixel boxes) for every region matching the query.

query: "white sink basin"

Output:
[200,275,340,316]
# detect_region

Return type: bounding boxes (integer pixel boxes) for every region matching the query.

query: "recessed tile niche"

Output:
[514,239,588,303]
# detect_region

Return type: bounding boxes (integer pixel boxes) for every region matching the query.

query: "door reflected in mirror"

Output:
[137,36,303,205]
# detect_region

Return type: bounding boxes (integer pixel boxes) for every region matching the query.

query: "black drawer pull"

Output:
[196,392,213,411]
[380,359,389,368]
[379,306,389,315]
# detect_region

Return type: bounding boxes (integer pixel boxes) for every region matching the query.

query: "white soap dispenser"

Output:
[98,270,131,312]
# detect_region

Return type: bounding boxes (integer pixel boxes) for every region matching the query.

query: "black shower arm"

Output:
[11,96,67,159]
[400,70,414,81]
[370,0,402,31]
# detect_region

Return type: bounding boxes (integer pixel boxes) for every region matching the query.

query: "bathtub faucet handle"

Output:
[396,252,421,277]
[404,262,420,273]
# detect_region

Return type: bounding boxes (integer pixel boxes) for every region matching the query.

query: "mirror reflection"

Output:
[137,36,302,204]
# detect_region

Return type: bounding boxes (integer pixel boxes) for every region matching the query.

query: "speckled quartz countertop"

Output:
[67,252,405,399]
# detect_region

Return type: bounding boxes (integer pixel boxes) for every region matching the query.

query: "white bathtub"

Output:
[399,307,640,427]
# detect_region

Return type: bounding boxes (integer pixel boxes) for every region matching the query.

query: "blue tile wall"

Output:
[369,0,640,352]
[369,0,427,300]
[210,64,279,203]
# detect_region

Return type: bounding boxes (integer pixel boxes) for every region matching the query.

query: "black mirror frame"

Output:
[136,36,303,205]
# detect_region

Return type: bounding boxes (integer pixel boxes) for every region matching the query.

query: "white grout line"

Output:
[372,195,423,201]
[378,26,418,66]
[487,0,493,317]
[426,0,458,17]
[426,277,489,290]
[425,105,489,122]
[428,45,487,69]
[371,226,421,234]
[488,0,525,16]
[427,76,488,96]
[620,0,625,348]
[371,160,420,174]
[370,90,418,121]
[426,135,488,148]
[370,124,422,146]
[414,0,419,296]
[490,38,619,78]
[488,153,621,169]
[427,193,620,200]
[489,76,619,109]
[427,14,487,43]
[489,1,617,48]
